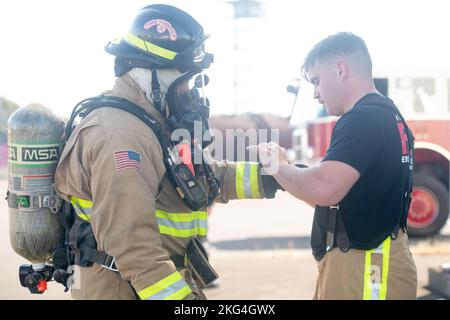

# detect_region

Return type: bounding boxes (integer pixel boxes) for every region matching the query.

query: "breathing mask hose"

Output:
[64,97,99,142]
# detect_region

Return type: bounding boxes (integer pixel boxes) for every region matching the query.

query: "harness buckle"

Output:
[101,256,118,272]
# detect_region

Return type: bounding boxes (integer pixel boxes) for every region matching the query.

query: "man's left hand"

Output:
[247,142,289,174]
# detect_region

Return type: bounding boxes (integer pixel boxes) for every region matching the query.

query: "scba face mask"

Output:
[167,72,212,146]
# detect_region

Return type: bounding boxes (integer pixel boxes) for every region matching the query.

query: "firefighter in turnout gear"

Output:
[55,4,280,300]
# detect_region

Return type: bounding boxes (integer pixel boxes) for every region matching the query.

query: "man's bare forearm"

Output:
[273,164,324,206]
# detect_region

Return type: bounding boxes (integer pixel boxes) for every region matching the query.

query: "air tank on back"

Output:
[7,104,65,265]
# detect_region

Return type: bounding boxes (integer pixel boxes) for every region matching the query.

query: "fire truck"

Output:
[293,73,450,237]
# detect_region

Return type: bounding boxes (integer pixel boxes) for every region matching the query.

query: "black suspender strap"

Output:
[390,105,415,232]
[360,97,415,234]
[326,204,351,253]
[335,209,350,252]
[326,205,338,252]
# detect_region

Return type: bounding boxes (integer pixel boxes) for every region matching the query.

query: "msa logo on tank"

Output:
[8,143,60,165]
[23,147,59,162]
[8,145,18,161]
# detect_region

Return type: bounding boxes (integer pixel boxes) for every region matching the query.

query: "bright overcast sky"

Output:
[1,0,450,119]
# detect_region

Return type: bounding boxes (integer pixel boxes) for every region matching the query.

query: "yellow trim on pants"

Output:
[363,237,391,300]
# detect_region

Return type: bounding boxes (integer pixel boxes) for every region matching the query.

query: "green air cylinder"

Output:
[7,104,65,264]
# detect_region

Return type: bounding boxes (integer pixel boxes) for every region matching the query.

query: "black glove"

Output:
[260,174,282,198]
[260,163,308,198]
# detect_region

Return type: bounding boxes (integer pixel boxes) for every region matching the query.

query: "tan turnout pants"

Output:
[313,230,417,300]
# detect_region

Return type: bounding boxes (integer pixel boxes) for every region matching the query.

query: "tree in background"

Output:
[0,97,19,144]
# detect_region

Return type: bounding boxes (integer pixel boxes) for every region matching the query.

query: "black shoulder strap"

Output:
[349,95,414,233]
[86,96,163,140]
[74,95,172,156]
[62,96,168,272]
[70,95,220,211]
[375,98,415,231]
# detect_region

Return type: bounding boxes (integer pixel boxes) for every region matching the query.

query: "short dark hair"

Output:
[301,32,372,80]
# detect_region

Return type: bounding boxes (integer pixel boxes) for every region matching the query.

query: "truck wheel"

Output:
[407,172,449,237]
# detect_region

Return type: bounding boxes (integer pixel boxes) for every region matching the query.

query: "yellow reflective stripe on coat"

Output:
[235,162,261,199]
[70,197,93,222]
[138,271,192,300]
[124,33,177,60]
[156,209,208,237]
[363,236,391,300]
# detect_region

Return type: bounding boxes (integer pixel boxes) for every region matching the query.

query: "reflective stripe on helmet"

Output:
[363,236,391,300]
[156,209,207,237]
[138,271,192,300]
[70,197,93,222]
[124,32,177,61]
[235,162,261,199]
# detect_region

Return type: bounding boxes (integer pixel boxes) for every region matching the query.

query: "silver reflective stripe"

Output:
[72,200,93,222]
[243,162,253,198]
[373,243,383,254]
[144,278,188,300]
[197,218,207,230]
[371,242,383,299]
[371,283,380,300]
[156,217,197,230]
[77,206,92,215]
[155,210,208,237]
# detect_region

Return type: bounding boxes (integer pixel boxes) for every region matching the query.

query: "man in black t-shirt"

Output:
[251,32,417,299]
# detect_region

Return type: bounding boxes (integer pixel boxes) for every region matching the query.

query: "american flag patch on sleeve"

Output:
[114,150,142,172]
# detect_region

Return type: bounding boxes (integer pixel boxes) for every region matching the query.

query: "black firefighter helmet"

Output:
[105,4,214,76]
[105,4,213,142]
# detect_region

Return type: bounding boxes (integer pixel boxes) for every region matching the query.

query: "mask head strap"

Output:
[150,68,162,112]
